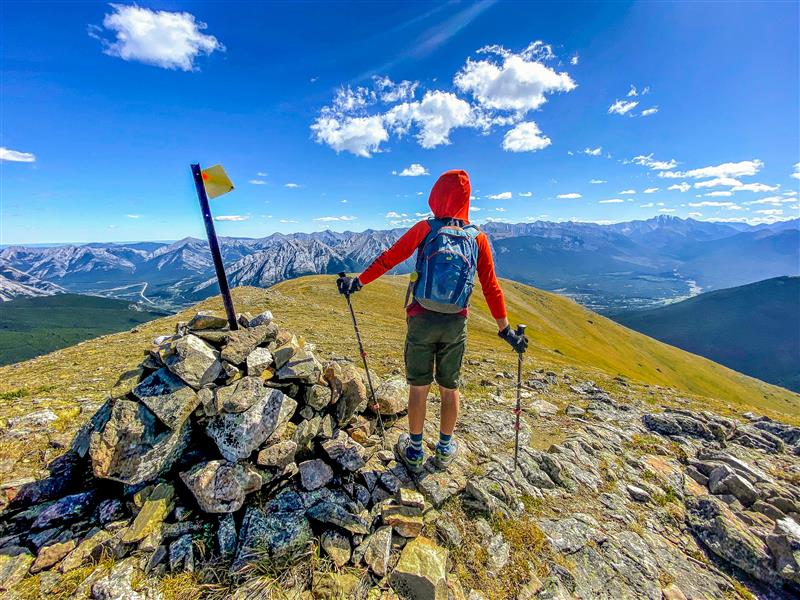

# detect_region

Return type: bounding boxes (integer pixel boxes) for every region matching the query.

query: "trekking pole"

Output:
[338,273,387,447]
[513,324,527,471]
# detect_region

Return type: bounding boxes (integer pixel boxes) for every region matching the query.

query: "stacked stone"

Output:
[0,310,449,598]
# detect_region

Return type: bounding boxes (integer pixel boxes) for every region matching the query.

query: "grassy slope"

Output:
[0,293,168,366]
[0,276,797,483]
[613,276,800,393]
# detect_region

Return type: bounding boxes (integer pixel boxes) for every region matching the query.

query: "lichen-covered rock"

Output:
[214,376,266,414]
[363,525,392,576]
[0,549,33,591]
[299,459,334,491]
[30,539,75,573]
[164,334,223,389]
[320,529,351,567]
[122,482,175,544]
[324,361,368,424]
[187,311,228,331]
[90,399,190,485]
[390,536,448,600]
[206,388,297,462]
[275,345,322,384]
[60,529,113,572]
[169,534,194,572]
[306,384,333,411]
[307,501,370,534]
[256,440,297,469]
[217,514,238,559]
[246,347,273,377]
[375,378,407,415]
[180,460,261,513]
[133,368,200,430]
[32,490,96,530]
[233,504,312,568]
[221,324,276,365]
[321,430,366,472]
[765,518,800,587]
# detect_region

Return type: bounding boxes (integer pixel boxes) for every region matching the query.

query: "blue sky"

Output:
[2,0,799,244]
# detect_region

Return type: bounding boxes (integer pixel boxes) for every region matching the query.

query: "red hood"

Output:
[428,170,471,223]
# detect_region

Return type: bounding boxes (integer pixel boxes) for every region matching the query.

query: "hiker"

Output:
[336,169,528,472]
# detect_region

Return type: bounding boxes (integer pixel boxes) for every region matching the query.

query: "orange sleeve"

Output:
[476,232,507,319]
[359,220,431,285]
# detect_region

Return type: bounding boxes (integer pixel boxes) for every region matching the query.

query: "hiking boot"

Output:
[434,438,460,470]
[395,433,425,474]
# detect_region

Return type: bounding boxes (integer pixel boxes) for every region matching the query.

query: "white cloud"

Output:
[704,191,733,197]
[641,107,658,117]
[688,212,703,218]
[284,183,301,188]
[385,90,473,148]
[659,159,763,180]
[694,177,742,188]
[487,191,513,200]
[643,188,658,194]
[659,208,675,213]
[792,163,800,180]
[469,207,482,212]
[599,199,623,203]
[502,121,552,152]
[640,202,654,208]
[730,182,779,193]
[518,191,533,197]
[619,189,636,195]
[279,219,298,223]
[784,190,798,196]
[90,4,223,71]
[311,114,388,157]
[249,179,267,185]
[314,215,357,221]
[743,196,796,206]
[256,171,267,177]
[590,179,606,184]
[755,209,783,215]
[215,215,249,222]
[632,154,678,171]
[608,99,638,115]
[570,55,579,65]
[385,211,408,219]
[0,147,36,162]
[582,147,602,156]
[373,76,419,103]
[494,207,507,212]
[125,214,141,219]
[557,193,582,199]
[627,85,639,97]
[688,201,739,209]
[454,42,576,112]
[393,163,429,177]
[668,182,691,192]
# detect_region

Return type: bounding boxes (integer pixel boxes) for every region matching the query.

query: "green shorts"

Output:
[404,313,468,390]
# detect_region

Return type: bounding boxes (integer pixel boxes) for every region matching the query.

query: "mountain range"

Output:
[2,216,797,311]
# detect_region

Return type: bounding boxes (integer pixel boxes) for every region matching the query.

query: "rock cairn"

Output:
[0,310,447,598]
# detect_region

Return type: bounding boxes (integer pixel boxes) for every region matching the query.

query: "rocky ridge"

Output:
[0,308,798,598]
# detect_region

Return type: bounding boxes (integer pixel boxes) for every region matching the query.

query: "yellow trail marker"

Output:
[201,164,234,199]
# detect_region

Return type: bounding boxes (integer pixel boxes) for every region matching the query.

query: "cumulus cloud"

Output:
[454,42,576,112]
[659,159,763,180]
[313,215,357,221]
[659,208,675,213]
[730,182,779,193]
[694,177,742,188]
[668,182,691,192]
[518,191,533,197]
[641,107,658,117]
[792,163,800,180]
[755,209,783,215]
[704,191,733,197]
[311,114,388,157]
[619,189,636,195]
[487,191,513,200]
[502,122,551,152]
[373,76,419,103]
[393,163,429,177]
[743,196,793,206]
[557,193,582,199]
[582,147,602,156]
[215,215,249,222]
[256,171,267,177]
[385,211,408,219]
[643,188,658,194]
[608,99,638,115]
[0,147,36,162]
[570,55,579,65]
[89,4,223,71]
[631,154,678,171]
[385,91,473,148]
[249,179,267,185]
[599,199,623,203]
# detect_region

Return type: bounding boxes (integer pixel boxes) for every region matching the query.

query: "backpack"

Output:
[411,218,480,313]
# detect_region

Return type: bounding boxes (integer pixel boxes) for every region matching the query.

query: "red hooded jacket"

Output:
[359,170,507,320]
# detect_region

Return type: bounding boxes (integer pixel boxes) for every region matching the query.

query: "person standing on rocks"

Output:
[337,169,528,472]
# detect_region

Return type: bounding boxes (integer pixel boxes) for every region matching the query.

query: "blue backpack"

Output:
[411,218,480,313]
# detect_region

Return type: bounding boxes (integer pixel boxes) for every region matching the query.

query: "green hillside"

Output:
[0,293,169,366]
[613,276,800,393]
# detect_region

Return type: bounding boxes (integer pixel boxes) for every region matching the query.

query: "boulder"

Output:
[765,518,800,587]
[217,514,238,559]
[60,529,113,572]
[306,384,333,411]
[0,550,33,591]
[169,534,194,572]
[247,310,274,328]
[246,347,273,377]
[299,459,334,491]
[30,540,75,573]
[215,376,266,414]
[234,504,312,567]
[626,484,651,503]
[390,536,448,600]
[180,460,262,513]
[375,378,408,415]
[32,490,96,530]
[122,482,175,543]
[187,311,228,331]
[685,495,778,585]
[321,430,366,472]
[320,529,351,567]
[324,361,368,425]
[275,345,322,384]
[221,324,276,365]
[206,388,297,462]
[363,525,392,576]
[90,399,190,485]
[306,501,370,534]
[313,572,360,600]
[90,557,153,600]
[164,334,223,389]
[133,368,200,430]
[708,467,759,507]
[531,399,558,417]
[256,440,298,469]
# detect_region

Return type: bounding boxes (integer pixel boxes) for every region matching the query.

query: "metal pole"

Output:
[339,272,386,447]
[513,324,527,470]
[191,163,238,330]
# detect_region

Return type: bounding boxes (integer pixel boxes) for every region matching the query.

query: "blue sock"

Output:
[407,432,424,459]
[437,432,453,454]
